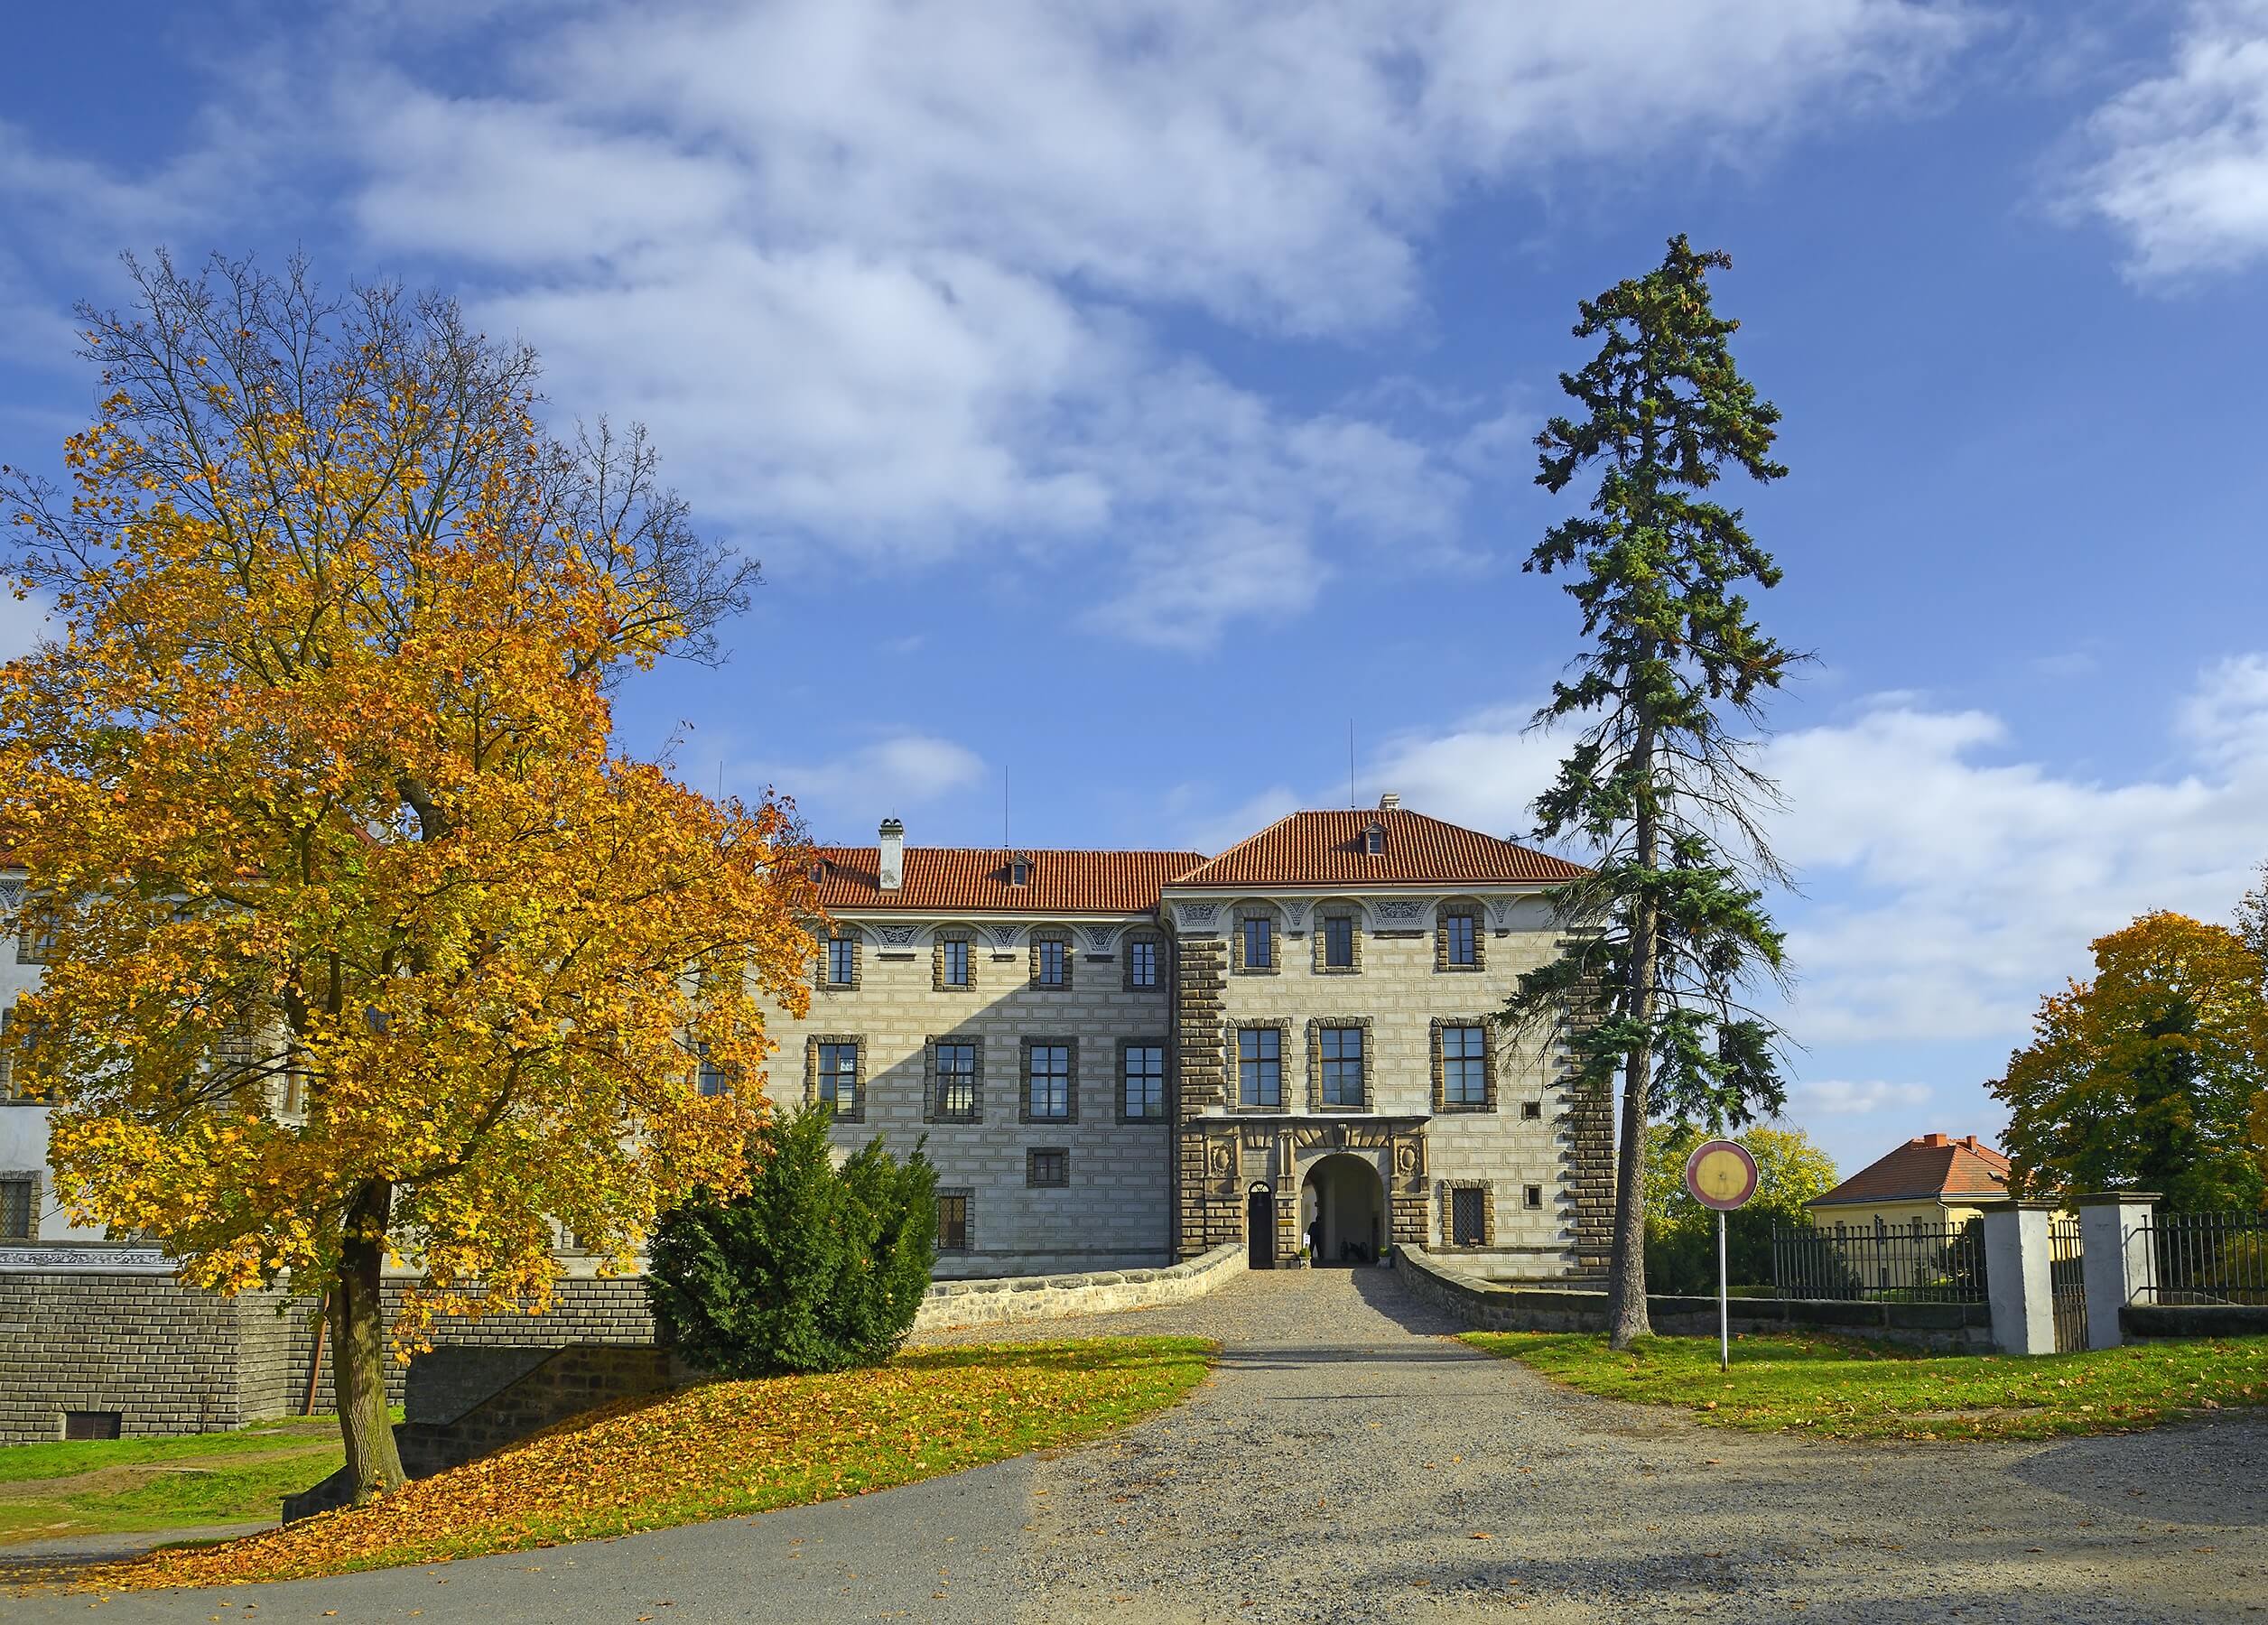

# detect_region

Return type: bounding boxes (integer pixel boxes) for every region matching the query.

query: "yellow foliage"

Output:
[0,257,818,1355]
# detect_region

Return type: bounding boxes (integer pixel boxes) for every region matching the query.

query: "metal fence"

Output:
[2135,1212,2268,1305]
[1771,1220,1988,1303]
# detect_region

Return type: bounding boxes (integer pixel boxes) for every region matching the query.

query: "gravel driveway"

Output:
[13,1267,2263,1622]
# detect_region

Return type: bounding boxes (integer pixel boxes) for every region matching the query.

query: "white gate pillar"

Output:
[2077,1192,2159,1351]
[1980,1201,2057,1355]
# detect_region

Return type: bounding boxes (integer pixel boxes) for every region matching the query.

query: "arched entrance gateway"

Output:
[1301,1153,1386,1266]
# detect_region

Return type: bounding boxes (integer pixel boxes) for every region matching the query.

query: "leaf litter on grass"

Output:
[65,1337,1211,1593]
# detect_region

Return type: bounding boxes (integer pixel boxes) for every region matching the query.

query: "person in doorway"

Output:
[1306,1216,1322,1264]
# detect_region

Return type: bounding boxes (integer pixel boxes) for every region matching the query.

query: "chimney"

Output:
[878,818,903,891]
[1378,791,1400,811]
[1920,1132,1949,1148]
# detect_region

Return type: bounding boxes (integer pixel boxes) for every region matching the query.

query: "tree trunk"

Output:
[1606,730,1660,1351]
[329,1180,405,1500]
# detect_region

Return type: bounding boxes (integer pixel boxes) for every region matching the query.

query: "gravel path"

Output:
[13,1268,2263,1622]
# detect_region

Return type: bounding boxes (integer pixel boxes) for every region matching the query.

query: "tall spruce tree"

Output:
[1501,237,1799,1348]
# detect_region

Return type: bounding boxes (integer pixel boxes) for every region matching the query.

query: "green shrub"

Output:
[646,1105,937,1376]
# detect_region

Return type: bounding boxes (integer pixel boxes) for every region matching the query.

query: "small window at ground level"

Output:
[1524,1184,1543,1210]
[0,1176,33,1241]
[63,1410,121,1442]
[1451,1187,1485,1247]
[1520,1100,1542,1120]
[1027,1148,1069,1187]
[937,1193,971,1251]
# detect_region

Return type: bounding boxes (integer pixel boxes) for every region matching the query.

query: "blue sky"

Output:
[4,0,2265,1175]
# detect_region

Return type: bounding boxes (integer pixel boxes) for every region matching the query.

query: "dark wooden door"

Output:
[1247,1188,1275,1269]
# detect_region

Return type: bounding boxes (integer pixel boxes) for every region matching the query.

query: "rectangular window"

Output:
[935,1041,978,1119]
[1445,914,1477,967]
[0,1176,32,1242]
[1324,915,1354,968]
[1237,1027,1281,1109]
[0,1006,14,1099]
[1452,1188,1485,1247]
[1241,916,1273,970]
[1442,1025,1488,1107]
[1122,1044,1166,1120]
[1129,938,1157,988]
[1035,938,1067,987]
[1521,1100,1543,1120]
[1319,1026,1364,1109]
[817,1041,858,1111]
[14,904,58,966]
[1027,1148,1069,1188]
[695,1041,732,1098]
[1524,1184,1544,1210]
[826,935,857,986]
[62,1410,122,1442]
[937,1193,971,1252]
[941,938,970,988]
[1027,1043,1071,1119]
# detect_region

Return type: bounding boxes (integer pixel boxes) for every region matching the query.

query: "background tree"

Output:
[1991,911,2268,1212]
[1641,1121,1836,1294]
[2238,860,2267,979]
[0,253,818,1500]
[1501,237,1801,1348]
[646,1106,938,1376]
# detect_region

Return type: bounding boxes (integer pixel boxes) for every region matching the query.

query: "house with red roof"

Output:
[1808,1132,2013,1237]
[767,795,1613,1280]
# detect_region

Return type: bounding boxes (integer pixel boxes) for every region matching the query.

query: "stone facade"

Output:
[767,910,1177,1279]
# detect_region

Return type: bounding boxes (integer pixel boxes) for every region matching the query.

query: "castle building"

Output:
[770,799,1613,1280]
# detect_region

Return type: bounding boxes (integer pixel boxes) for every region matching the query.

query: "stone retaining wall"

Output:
[2123,1302,2268,1340]
[913,1239,1245,1332]
[1401,1247,1997,1352]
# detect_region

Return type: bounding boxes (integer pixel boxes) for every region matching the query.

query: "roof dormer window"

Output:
[1362,822,1384,856]
[1009,852,1031,887]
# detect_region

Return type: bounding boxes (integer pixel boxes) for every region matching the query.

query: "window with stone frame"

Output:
[1232,908,1279,974]
[0,1174,33,1241]
[14,899,60,966]
[1027,1147,1069,1188]
[936,1189,972,1251]
[0,1006,14,1100]
[805,1035,865,1122]
[822,930,861,989]
[1123,932,1162,991]
[1525,1184,1544,1210]
[1431,1018,1496,1112]
[1315,908,1361,974]
[1234,1023,1286,1110]
[1520,1099,1544,1120]
[934,929,974,991]
[924,1038,982,1121]
[1119,1040,1167,1122]
[1436,903,1484,971]
[1020,1037,1077,1123]
[1306,1017,1372,1112]
[694,1040,739,1098]
[1030,928,1073,989]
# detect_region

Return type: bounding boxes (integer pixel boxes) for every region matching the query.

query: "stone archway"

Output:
[1300,1153,1385,1266]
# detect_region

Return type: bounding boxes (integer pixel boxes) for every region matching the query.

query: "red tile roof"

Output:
[1811,1134,2012,1208]
[1166,809,1587,890]
[814,847,1204,915]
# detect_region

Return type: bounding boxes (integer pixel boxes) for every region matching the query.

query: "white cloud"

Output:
[2069,1,2268,280]
[0,590,55,663]
[1327,655,2268,1052]
[1791,1078,1934,1116]
[743,733,986,826]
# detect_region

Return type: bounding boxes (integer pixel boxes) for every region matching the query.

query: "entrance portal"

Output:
[1301,1153,1386,1266]
[1246,1184,1277,1269]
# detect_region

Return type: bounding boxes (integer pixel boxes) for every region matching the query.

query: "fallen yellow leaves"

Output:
[80,1337,1212,1593]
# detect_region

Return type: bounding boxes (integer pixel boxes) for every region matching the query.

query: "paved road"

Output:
[12,1268,2265,1622]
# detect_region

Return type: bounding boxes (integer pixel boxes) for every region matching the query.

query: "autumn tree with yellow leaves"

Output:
[0,253,818,1501]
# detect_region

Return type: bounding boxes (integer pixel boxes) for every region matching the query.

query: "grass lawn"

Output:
[87,1336,1213,1592]
[0,1419,346,1546]
[1462,1331,2268,1441]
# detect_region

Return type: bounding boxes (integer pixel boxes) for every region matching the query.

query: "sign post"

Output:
[1683,1138,1760,1372]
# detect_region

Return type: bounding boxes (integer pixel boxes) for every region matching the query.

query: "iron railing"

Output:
[2134,1212,2268,1305]
[1771,1220,1988,1303]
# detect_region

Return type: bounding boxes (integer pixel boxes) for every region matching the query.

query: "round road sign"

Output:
[1684,1138,1759,1212]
